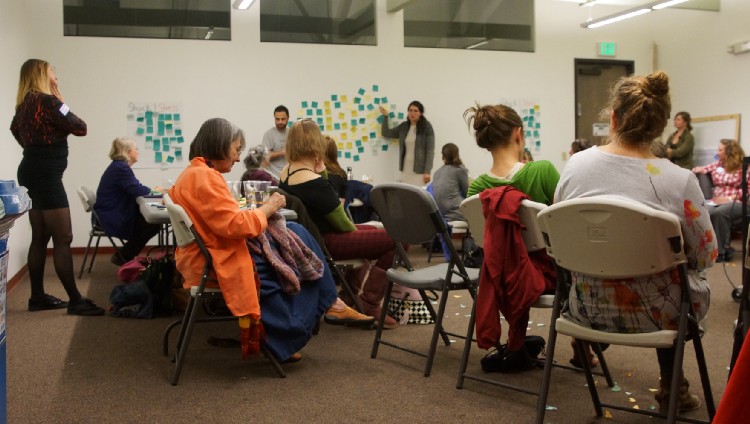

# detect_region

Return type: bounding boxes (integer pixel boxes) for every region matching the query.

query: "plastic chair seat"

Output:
[387,263,479,290]
[556,317,677,348]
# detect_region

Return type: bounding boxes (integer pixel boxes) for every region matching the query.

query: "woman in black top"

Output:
[10,59,104,316]
[323,135,347,200]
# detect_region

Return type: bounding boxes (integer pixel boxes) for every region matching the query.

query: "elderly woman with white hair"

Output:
[241,144,279,186]
[94,137,163,265]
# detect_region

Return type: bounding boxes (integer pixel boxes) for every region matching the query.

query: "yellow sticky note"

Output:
[337,143,343,149]
[325,125,332,131]
[342,123,348,130]
[325,108,332,116]
[341,133,348,140]
[362,135,369,142]
[346,142,353,149]
[338,112,345,120]
[326,117,333,124]
[324,101,330,108]
[341,95,348,102]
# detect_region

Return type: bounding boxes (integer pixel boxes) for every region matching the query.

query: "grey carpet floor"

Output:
[6,244,742,423]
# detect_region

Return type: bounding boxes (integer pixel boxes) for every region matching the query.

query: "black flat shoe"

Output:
[28,294,68,312]
[67,298,105,316]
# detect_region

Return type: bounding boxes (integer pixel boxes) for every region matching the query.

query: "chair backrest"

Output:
[370,183,444,245]
[460,194,547,252]
[163,193,196,248]
[537,195,686,279]
[77,186,96,212]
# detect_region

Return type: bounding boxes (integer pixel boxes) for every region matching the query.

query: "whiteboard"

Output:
[690,114,741,167]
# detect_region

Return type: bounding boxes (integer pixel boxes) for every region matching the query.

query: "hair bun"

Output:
[644,71,670,98]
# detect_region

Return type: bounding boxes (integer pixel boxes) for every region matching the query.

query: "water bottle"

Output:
[346,166,353,180]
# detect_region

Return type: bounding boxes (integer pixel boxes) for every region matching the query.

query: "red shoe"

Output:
[367,307,398,329]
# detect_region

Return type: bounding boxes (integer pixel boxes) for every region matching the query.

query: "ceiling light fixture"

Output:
[579,0,602,7]
[232,0,256,10]
[581,0,689,29]
[204,27,214,40]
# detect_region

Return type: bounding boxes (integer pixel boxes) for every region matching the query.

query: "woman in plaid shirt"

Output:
[693,139,747,262]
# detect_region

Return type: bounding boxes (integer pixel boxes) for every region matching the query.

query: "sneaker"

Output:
[67,298,105,316]
[28,294,68,312]
[323,306,375,327]
[481,345,533,373]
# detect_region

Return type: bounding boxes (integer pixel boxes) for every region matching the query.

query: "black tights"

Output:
[656,346,677,375]
[27,208,82,302]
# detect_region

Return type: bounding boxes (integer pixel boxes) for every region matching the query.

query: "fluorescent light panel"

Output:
[465,40,489,50]
[232,0,256,10]
[581,0,689,29]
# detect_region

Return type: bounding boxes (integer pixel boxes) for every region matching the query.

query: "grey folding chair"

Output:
[455,194,611,394]
[535,196,715,424]
[370,183,480,377]
[161,193,285,385]
[77,186,124,278]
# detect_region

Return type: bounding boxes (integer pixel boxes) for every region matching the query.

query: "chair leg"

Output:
[692,336,716,419]
[170,293,202,385]
[88,237,102,274]
[576,338,604,417]
[371,281,394,359]
[420,288,451,346]
[261,345,287,379]
[456,300,477,389]
[535,315,561,424]
[163,293,195,357]
[423,288,452,377]
[591,343,614,387]
[78,234,95,279]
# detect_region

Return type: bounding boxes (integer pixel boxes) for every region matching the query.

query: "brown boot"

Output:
[654,374,702,413]
[358,266,398,329]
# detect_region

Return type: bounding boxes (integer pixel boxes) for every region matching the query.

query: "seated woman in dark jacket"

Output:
[241,145,279,185]
[94,137,162,265]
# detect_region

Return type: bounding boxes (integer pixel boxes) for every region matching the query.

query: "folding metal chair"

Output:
[455,194,612,394]
[161,193,285,385]
[369,183,480,377]
[76,186,124,278]
[535,196,715,424]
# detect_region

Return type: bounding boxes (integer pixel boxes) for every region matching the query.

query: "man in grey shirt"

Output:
[262,105,289,178]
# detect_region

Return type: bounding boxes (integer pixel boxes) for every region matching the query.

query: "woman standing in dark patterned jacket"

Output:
[10,59,104,316]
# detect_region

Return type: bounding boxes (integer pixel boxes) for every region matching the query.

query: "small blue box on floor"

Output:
[0,181,16,195]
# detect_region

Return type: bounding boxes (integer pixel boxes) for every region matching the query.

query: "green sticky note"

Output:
[334,123,341,130]
[155,152,163,163]
[355,139,362,147]
[529,108,535,115]
[536,123,540,129]
[353,154,360,162]
[359,118,365,124]
[526,131,532,137]
[535,141,541,147]
[166,123,173,132]
[316,109,323,116]
[358,105,365,111]
[354,97,361,104]
[175,149,182,159]
[152,140,160,151]
[337,150,342,158]
[534,130,540,137]
[145,136,152,142]
[175,129,182,136]
[367,104,374,110]
[381,97,388,103]
[136,116,144,122]
[523,116,529,122]
[381,143,389,151]
[317,117,323,125]
[345,152,351,159]
[312,101,318,108]
[177,136,184,143]
[331,94,338,101]
[306,109,313,116]
[136,127,144,135]
[358,146,364,153]
[374,98,380,104]
[351,119,357,127]
[302,101,309,108]
[372,84,379,92]
[145,111,153,119]
[174,114,181,121]
[335,101,341,109]
[370,131,376,138]
[163,142,170,152]
[358,88,365,95]
[167,156,174,163]
[377,115,384,124]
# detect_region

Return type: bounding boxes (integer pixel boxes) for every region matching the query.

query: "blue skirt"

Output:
[251,221,338,361]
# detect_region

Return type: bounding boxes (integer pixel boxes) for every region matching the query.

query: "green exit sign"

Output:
[598,42,617,57]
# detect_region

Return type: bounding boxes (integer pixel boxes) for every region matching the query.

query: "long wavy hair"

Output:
[721,139,744,173]
[16,59,52,107]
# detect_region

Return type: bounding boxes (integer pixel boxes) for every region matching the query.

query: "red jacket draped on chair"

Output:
[476,186,556,351]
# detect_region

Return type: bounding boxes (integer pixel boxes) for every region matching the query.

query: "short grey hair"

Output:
[109,137,137,161]
[189,118,246,161]
[244,145,269,170]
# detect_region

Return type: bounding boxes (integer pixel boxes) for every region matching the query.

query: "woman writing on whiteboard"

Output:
[379,101,435,186]
[665,111,694,169]
[10,59,104,316]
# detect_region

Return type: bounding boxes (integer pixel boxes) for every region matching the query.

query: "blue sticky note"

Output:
[372,84,379,92]
[302,101,309,108]
[358,88,365,95]
[389,112,395,119]
[529,108,535,115]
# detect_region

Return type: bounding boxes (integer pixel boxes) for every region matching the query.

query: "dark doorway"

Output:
[574,59,634,146]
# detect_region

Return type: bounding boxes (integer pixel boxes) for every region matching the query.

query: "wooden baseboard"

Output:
[7,263,28,294]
